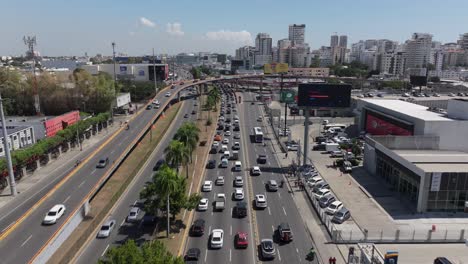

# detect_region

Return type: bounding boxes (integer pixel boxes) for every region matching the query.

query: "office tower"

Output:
[288,24,305,46]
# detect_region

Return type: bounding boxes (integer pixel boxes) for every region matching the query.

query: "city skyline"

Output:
[1,0,468,56]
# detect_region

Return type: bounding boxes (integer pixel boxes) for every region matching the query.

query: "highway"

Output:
[0,83,193,264]
[184,87,316,263]
[75,95,198,263]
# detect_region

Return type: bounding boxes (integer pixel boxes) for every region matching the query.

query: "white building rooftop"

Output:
[362,99,453,121]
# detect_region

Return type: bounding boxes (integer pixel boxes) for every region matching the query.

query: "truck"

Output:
[214,193,226,211]
[230,151,239,160]
[325,143,340,153]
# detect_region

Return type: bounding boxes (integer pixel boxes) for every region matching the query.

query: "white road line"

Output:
[217,170,220,176]
[271,225,275,232]
[63,195,71,204]
[229,249,232,262]
[78,180,86,188]
[268,161,271,166]
[230,207,233,216]
[296,248,299,253]
[120,219,125,226]
[230,225,232,236]
[204,249,208,263]
[188,181,194,195]
[110,149,115,155]
[278,248,282,261]
[101,244,110,257]
[133,200,138,206]
[90,169,97,175]
[282,206,287,216]
[208,226,212,235]
[278,192,281,199]
[20,235,32,247]
[268,207,271,215]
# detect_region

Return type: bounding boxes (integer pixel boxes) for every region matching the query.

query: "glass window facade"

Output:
[427,172,468,212]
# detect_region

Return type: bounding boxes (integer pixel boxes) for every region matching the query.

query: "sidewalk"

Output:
[0,114,132,212]
[259,106,346,264]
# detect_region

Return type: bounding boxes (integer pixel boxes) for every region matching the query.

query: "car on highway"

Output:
[233,202,247,218]
[232,141,240,150]
[207,160,216,169]
[234,188,244,200]
[234,176,244,187]
[222,138,229,145]
[96,157,109,168]
[43,204,66,225]
[191,110,196,115]
[190,219,205,236]
[184,113,189,118]
[267,180,278,192]
[214,135,222,141]
[251,166,261,176]
[224,131,231,137]
[235,232,249,248]
[97,219,116,238]
[260,239,276,260]
[255,194,267,209]
[215,176,225,185]
[184,248,201,263]
[233,161,242,171]
[171,85,176,89]
[234,133,241,139]
[210,229,224,249]
[319,194,336,208]
[332,207,351,224]
[146,105,152,110]
[153,159,165,171]
[278,222,294,243]
[326,201,344,215]
[165,92,171,97]
[220,158,229,168]
[126,207,140,222]
[257,154,267,164]
[314,188,331,200]
[202,181,213,192]
[198,198,209,211]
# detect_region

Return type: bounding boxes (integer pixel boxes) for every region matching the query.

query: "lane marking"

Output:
[120,219,125,226]
[230,225,232,236]
[78,180,86,188]
[282,206,287,216]
[278,192,281,199]
[63,195,71,204]
[267,207,271,215]
[209,225,212,235]
[91,169,97,175]
[101,244,110,257]
[20,235,33,247]
[133,200,138,206]
[204,249,208,263]
[229,249,232,262]
[271,225,274,232]
[278,248,282,261]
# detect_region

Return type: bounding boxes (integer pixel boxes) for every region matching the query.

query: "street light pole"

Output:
[153,48,157,95]
[111,42,117,120]
[0,92,17,196]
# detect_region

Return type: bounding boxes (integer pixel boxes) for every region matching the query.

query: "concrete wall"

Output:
[447,99,468,120]
[423,120,468,151]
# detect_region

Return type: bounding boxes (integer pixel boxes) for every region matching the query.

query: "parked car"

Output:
[332,207,351,224]
[97,219,116,238]
[319,194,336,208]
[190,219,205,236]
[326,201,344,215]
[312,182,330,193]
[313,188,331,200]
[260,239,276,260]
[43,204,66,225]
[210,229,224,249]
[306,176,323,187]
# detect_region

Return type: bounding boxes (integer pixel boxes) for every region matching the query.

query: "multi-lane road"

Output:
[184,88,317,263]
[0,83,193,264]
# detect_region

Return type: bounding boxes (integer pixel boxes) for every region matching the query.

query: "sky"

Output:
[2,0,468,57]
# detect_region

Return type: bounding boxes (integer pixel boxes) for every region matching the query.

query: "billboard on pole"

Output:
[280,90,296,103]
[297,84,351,108]
[263,63,289,74]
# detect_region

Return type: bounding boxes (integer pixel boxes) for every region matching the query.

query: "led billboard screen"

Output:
[410,75,427,86]
[297,84,351,108]
[365,112,413,136]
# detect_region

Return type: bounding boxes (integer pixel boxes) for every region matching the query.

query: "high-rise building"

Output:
[330,34,339,47]
[459,33,468,50]
[288,24,306,46]
[278,39,292,49]
[404,33,433,70]
[339,35,348,48]
[254,33,272,65]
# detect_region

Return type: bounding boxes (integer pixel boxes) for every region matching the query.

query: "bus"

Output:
[253,127,263,143]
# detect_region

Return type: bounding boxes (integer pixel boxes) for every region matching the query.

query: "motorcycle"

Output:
[306,247,315,261]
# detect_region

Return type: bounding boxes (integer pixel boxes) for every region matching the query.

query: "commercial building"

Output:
[175,53,199,64]
[254,33,273,66]
[81,63,168,82]
[288,24,305,46]
[339,35,348,48]
[330,34,339,47]
[0,125,35,157]
[356,98,468,212]
[287,67,329,77]
[404,33,433,71]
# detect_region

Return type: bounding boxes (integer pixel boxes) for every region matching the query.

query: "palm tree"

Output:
[208,87,221,110]
[164,140,189,174]
[175,122,200,159]
[154,165,179,238]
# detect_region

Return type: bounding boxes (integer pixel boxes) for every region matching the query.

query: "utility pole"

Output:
[23,36,41,115]
[0,92,17,196]
[111,42,117,120]
[153,48,157,95]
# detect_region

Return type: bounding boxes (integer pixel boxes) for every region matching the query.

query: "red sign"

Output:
[44,111,80,137]
[365,113,412,136]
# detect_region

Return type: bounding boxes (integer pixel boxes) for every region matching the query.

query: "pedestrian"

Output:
[329,257,333,264]
[285,152,288,158]
[332,257,336,264]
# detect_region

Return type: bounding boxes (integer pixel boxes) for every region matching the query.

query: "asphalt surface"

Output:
[75,94,198,263]
[0,84,192,264]
[184,89,316,263]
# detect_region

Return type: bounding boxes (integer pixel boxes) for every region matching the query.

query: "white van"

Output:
[221,145,228,153]
[234,161,242,171]
[223,151,231,159]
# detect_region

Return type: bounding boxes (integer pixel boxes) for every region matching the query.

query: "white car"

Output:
[202,181,213,192]
[257,116,263,122]
[224,131,231,137]
[255,194,267,209]
[220,158,229,168]
[251,166,261,176]
[234,188,244,200]
[210,229,224,249]
[222,138,229,145]
[165,92,171,97]
[287,144,299,151]
[216,176,225,185]
[198,198,209,211]
[326,201,343,215]
[126,207,140,222]
[234,176,244,187]
[234,133,241,139]
[314,188,331,200]
[43,204,66,225]
[212,141,220,148]
[306,176,323,187]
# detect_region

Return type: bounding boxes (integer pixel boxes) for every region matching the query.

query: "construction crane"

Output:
[23,35,41,115]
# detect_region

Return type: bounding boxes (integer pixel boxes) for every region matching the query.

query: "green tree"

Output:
[174,122,200,163]
[164,140,189,174]
[309,56,320,68]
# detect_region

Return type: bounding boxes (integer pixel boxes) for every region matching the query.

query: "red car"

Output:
[235,232,248,248]
[214,135,222,141]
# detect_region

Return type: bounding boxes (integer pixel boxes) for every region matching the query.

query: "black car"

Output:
[153,159,165,171]
[96,157,109,168]
[184,113,189,118]
[207,160,216,169]
[192,110,196,115]
[184,248,201,263]
[190,219,205,236]
[257,154,267,164]
[233,125,240,131]
[233,202,247,218]
[146,105,152,110]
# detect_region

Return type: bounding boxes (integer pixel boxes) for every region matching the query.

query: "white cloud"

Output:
[166,23,184,36]
[205,30,252,44]
[139,17,156,28]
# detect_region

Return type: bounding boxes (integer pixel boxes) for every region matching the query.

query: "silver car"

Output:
[97,219,116,238]
[127,207,140,222]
